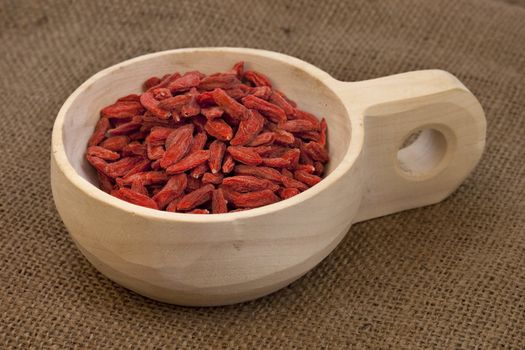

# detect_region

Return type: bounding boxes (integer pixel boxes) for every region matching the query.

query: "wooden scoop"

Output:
[51,48,485,306]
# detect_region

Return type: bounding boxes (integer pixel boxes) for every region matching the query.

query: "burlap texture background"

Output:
[1,0,524,348]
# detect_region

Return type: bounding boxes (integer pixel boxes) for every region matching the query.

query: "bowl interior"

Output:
[60,49,352,190]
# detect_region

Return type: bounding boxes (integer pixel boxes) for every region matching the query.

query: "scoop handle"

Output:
[336,70,486,222]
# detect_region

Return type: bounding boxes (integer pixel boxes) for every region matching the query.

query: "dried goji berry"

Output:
[280,119,319,133]
[281,168,294,179]
[117,94,141,103]
[243,70,272,87]
[97,171,114,193]
[166,150,210,174]
[161,124,194,168]
[228,189,279,208]
[101,101,145,119]
[230,61,244,79]
[227,146,262,166]
[209,140,226,174]
[294,170,321,187]
[234,165,283,182]
[190,163,208,179]
[273,129,296,145]
[87,146,120,161]
[222,175,279,192]
[304,141,329,163]
[100,135,129,152]
[152,174,187,209]
[122,158,151,178]
[131,180,149,196]
[116,187,158,210]
[122,141,147,157]
[202,172,224,185]
[269,91,295,115]
[107,116,143,136]
[147,143,165,160]
[201,106,224,120]
[166,195,183,212]
[211,188,228,214]
[230,109,265,146]
[198,73,240,91]
[204,119,233,142]
[140,92,170,119]
[241,95,286,124]
[167,71,203,92]
[279,187,300,200]
[314,161,325,176]
[290,109,320,130]
[105,157,145,178]
[88,117,110,147]
[189,132,208,153]
[261,157,290,168]
[121,171,167,186]
[151,88,172,101]
[221,154,235,174]
[211,88,247,120]
[282,175,309,191]
[147,72,181,92]
[177,184,214,211]
[144,77,161,91]
[247,131,275,147]
[296,163,316,173]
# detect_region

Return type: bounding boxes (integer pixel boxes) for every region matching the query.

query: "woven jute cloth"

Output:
[1,0,524,348]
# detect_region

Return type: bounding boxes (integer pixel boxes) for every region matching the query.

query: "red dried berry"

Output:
[279,187,300,200]
[87,146,120,161]
[227,146,262,166]
[116,187,158,210]
[204,119,233,141]
[88,117,110,147]
[177,184,214,211]
[269,91,295,115]
[222,175,279,192]
[211,88,247,120]
[201,106,224,120]
[140,92,171,119]
[294,170,321,187]
[211,188,228,214]
[167,71,202,92]
[228,189,279,208]
[202,172,224,185]
[243,70,272,87]
[152,174,187,209]
[304,141,329,163]
[161,124,194,168]
[100,135,129,152]
[198,73,240,91]
[166,150,210,174]
[209,140,226,174]
[241,95,286,124]
[234,165,283,182]
[222,154,235,174]
[247,131,275,147]
[190,163,209,179]
[230,109,265,146]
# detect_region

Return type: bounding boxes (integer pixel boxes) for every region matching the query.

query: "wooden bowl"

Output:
[51,48,486,306]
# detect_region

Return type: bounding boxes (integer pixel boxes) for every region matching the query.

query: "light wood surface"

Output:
[51,48,486,306]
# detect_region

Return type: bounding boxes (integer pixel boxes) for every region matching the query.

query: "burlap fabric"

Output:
[1,0,524,348]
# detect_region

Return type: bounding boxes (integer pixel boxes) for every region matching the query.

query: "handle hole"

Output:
[397,128,447,177]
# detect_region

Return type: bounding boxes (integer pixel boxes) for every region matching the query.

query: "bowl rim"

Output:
[51,47,363,223]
